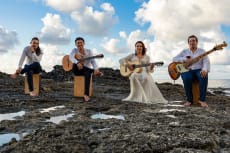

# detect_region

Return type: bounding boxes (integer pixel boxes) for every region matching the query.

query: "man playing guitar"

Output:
[69,37,103,102]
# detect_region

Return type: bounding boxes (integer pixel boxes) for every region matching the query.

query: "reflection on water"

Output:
[0,111,25,122]
[164,104,184,107]
[90,128,111,133]
[40,105,65,113]
[159,109,186,113]
[0,132,27,146]
[46,113,74,124]
[91,113,125,120]
[166,115,177,118]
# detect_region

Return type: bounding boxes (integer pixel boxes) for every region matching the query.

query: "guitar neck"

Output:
[190,49,214,64]
[135,62,162,68]
[79,55,98,61]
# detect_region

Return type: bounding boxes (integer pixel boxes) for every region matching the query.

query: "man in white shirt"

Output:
[69,37,103,102]
[173,35,210,107]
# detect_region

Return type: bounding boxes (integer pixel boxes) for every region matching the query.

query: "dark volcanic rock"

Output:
[0,67,230,153]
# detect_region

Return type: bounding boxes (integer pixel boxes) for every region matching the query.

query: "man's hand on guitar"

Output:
[75,53,83,60]
[200,70,208,78]
[77,62,83,70]
[184,58,192,68]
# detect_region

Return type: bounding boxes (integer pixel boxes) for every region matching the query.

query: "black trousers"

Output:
[73,64,94,96]
[20,62,42,92]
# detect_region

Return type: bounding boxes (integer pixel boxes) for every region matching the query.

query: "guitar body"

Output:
[120,61,142,77]
[168,62,182,80]
[62,55,73,71]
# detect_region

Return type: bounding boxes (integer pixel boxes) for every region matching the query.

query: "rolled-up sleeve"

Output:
[202,56,210,72]
[173,50,187,62]
[89,50,98,69]
[18,48,27,68]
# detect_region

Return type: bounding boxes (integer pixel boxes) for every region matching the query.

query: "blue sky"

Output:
[0,0,230,80]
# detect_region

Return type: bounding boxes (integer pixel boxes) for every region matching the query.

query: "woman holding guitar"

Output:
[119,41,167,104]
[70,37,103,102]
[11,37,43,96]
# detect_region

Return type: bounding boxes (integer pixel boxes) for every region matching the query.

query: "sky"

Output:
[0,0,230,80]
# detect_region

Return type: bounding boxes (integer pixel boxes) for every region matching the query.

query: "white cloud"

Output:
[0,26,18,54]
[134,0,230,65]
[71,3,118,36]
[119,31,127,39]
[39,44,64,72]
[101,38,125,54]
[44,0,86,12]
[39,13,71,45]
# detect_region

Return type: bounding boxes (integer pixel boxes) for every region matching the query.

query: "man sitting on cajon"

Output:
[69,37,103,102]
[172,35,210,107]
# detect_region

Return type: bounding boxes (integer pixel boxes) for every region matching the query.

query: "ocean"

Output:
[155,79,230,96]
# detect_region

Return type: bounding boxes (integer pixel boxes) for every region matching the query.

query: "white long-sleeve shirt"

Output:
[173,48,210,72]
[69,48,98,69]
[18,46,43,68]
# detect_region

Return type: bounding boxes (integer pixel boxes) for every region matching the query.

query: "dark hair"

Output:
[31,37,41,56]
[75,37,85,43]
[135,41,146,55]
[187,35,198,43]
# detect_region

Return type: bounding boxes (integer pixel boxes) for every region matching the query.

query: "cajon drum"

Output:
[192,80,199,104]
[25,74,40,95]
[74,75,92,97]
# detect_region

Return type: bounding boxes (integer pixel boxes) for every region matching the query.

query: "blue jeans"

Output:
[73,64,94,96]
[181,69,208,103]
[20,62,42,92]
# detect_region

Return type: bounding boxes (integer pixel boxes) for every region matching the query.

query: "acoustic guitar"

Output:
[120,61,164,77]
[62,54,104,71]
[168,41,228,80]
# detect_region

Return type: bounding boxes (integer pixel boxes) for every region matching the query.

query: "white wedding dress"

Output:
[119,54,167,104]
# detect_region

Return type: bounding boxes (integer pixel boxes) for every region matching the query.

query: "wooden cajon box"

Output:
[192,80,199,104]
[24,74,40,95]
[74,76,92,97]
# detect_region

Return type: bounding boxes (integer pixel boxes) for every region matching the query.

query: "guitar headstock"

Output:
[96,54,104,58]
[155,61,164,66]
[213,41,228,51]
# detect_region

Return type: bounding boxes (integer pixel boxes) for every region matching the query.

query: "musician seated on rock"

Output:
[173,35,210,107]
[69,37,103,102]
[119,41,167,104]
[11,37,43,97]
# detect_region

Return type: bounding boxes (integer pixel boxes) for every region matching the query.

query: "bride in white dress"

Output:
[119,41,167,104]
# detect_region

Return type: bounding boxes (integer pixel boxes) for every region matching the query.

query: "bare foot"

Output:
[184,101,192,107]
[83,95,90,102]
[199,101,208,108]
[29,92,37,97]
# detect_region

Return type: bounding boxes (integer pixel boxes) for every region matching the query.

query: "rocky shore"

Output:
[0,66,229,153]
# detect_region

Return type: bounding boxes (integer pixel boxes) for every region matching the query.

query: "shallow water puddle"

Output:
[164,104,184,107]
[46,113,74,124]
[90,128,111,133]
[166,115,177,118]
[0,111,25,122]
[0,132,27,146]
[40,105,65,113]
[91,113,125,120]
[159,109,186,113]
[168,100,183,103]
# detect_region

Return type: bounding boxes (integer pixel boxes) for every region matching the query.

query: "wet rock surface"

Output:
[0,66,229,153]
